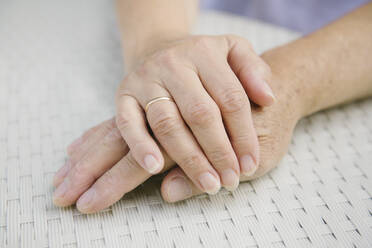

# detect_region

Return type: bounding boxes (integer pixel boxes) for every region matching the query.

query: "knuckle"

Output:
[187,102,218,127]
[99,119,116,135]
[72,160,94,183]
[219,88,247,114]
[224,34,239,43]
[207,148,234,167]
[81,121,108,140]
[193,37,217,57]
[103,127,123,144]
[153,49,180,70]
[193,37,213,50]
[81,127,96,140]
[123,153,142,173]
[243,39,253,50]
[150,112,181,138]
[135,59,156,77]
[105,118,116,129]
[101,169,120,190]
[120,75,131,88]
[116,78,133,101]
[98,154,140,198]
[225,34,252,49]
[226,34,240,40]
[232,132,255,145]
[68,153,82,166]
[106,117,116,127]
[180,154,203,171]
[116,114,131,131]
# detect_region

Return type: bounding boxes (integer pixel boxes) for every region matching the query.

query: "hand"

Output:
[54,1,372,211]
[52,65,301,213]
[160,87,300,201]
[114,34,274,193]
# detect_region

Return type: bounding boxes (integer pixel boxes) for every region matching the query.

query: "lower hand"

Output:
[113,34,274,195]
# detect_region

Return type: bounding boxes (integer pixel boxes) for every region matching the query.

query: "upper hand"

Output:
[114,34,274,195]
[52,65,300,213]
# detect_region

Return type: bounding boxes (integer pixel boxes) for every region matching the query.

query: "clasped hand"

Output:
[53,35,283,213]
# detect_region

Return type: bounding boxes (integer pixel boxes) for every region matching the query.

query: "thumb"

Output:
[226,35,275,107]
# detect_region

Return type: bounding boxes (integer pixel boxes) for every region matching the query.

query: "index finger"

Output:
[76,150,174,213]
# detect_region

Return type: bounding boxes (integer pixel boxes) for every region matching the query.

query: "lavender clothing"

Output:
[201,0,370,33]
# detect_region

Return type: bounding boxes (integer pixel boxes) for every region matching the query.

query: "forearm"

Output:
[116,0,198,70]
[263,2,372,118]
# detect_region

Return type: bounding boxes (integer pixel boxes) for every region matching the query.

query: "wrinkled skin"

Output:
[52,66,301,213]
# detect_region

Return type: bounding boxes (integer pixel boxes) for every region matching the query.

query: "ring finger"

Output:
[137,83,222,194]
[197,60,259,177]
[53,124,129,206]
[162,68,240,191]
[53,118,117,187]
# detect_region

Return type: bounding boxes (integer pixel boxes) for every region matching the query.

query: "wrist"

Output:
[261,48,311,122]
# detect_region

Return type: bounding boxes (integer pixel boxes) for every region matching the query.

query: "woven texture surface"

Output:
[1,0,372,247]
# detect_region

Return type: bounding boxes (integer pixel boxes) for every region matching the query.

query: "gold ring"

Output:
[145,96,173,112]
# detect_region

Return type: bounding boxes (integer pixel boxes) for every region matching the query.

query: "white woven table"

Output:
[1,0,371,247]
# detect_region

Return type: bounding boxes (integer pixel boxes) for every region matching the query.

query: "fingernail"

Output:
[221,169,239,191]
[240,155,257,176]
[198,172,220,195]
[53,179,69,200]
[77,188,96,211]
[143,154,161,174]
[262,81,276,102]
[67,137,83,153]
[53,161,71,186]
[167,177,192,202]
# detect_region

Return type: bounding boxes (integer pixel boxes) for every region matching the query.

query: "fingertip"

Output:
[76,188,96,214]
[76,208,94,214]
[221,169,239,191]
[76,205,97,214]
[161,168,195,203]
[162,176,193,203]
[131,141,165,175]
[261,89,276,107]
[76,187,126,214]
[53,161,71,187]
[143,153,164,174]
[53,198,66,207]
[53,180,71,207]
[53,194,69,207]
[257,97,275,108]
[240,154,258,177]
[198,172,221,195]
[252,80,276,107]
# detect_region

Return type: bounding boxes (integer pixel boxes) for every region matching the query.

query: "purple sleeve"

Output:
[201,0,370,34]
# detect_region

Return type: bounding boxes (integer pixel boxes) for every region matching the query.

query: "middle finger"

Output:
[197,59,260,177]
[138,83,222,194]
[53,126,129,207]
[162,67,240,191]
